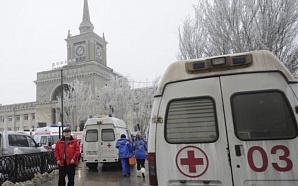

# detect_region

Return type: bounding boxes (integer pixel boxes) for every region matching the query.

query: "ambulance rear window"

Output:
[232,91,298,140]
[85,129,98,142]
[102,129,115,141]
[165,97,218,143]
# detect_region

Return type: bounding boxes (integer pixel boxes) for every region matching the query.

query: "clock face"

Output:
[96,45,102,57]
[75,45,85,57]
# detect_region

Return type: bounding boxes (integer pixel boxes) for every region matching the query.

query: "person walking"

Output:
[116,134,133,177]
[133,133,147,178]
[54,127,80,186]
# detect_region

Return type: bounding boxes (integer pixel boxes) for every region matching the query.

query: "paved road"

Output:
[43,161,150,186]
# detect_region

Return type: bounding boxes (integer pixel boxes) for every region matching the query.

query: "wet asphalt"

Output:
[43,161,150,186]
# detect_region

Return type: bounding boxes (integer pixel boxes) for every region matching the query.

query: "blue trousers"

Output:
[120,158,130,176]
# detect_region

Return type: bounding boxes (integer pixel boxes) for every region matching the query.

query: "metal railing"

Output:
[0,151,58,184]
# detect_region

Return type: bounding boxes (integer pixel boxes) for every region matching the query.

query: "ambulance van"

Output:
[34,126,61,150]
[148,50,298,186]
[82,115,131,170]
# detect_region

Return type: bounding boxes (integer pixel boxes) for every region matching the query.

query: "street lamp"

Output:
[60,69,64,138]
[58,122,62,139]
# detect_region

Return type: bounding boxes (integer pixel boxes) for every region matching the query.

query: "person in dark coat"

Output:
[54,127,80,186]
[133,134,147,178]
[116,134,133,177]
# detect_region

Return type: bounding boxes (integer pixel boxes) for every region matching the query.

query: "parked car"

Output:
[0,131,41,156]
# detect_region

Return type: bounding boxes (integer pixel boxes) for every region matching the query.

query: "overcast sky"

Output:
[0,0,198,105]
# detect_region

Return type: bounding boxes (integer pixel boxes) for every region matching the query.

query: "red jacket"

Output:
[54,136,80,166]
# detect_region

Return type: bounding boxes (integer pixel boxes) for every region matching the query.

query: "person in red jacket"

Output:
[54,127,80,186]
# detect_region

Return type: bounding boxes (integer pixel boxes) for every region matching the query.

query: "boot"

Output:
[141,167,145,178]
[137,170,141,177]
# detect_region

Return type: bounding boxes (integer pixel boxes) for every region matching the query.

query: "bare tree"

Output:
[178,0,298,77]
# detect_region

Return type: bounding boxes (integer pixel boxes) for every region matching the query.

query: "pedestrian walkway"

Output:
[43,162,150,186]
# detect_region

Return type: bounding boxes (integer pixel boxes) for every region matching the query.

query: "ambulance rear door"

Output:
[155,77,233,185]
[83,124,100,162]
[221,72,298,186]
[99,124,118,162]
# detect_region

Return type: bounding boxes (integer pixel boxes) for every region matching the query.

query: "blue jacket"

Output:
[133,139,147,159]
[116,138,133,158]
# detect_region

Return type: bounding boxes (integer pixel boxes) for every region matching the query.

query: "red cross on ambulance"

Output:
[107,143,112,148]
[175,146,209,178]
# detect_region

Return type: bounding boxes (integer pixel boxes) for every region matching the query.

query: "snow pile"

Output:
[2,170,58,186]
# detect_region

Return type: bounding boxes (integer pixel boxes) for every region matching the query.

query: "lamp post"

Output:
[58,122,62,139]
[60,69,64,138]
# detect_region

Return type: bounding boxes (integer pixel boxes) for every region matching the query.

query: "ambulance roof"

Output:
[156,50,296,96]
[35,126,60,134]
[85,116,127,128]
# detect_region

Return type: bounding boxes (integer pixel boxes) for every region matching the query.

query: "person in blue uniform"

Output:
[133,134,147,178]
[116,134,133,177]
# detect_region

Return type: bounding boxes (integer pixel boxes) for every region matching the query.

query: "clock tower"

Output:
[65,0,107,66]
[34,0,118,126]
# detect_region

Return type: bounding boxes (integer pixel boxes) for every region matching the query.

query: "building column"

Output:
[56,108,60,124]
[4,116,8,131]
[12,115,16,131]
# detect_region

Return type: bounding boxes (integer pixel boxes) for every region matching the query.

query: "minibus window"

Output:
[102,129,115,141]
[85,129,98,142]
[232,91,298,140]
[165,97,218,143]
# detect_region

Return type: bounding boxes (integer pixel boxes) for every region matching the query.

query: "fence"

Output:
[0,151,58,184]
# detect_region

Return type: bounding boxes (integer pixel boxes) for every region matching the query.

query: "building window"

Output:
[8,116,12,122]
[0,116,4,122]
[24,114,28,120]
[32,113,35,120]
[16,115,20,121]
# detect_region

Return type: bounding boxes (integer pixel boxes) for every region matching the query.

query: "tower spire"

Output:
[79,0,94,34]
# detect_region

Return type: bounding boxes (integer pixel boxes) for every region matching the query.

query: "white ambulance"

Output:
[148,50,298,186]
[82,115,131,170]
[34,126,61,150]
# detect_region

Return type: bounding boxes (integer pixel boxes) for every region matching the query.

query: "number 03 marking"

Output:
[247,145,293,172]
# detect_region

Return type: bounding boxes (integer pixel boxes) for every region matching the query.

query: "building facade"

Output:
[0,0,119,131]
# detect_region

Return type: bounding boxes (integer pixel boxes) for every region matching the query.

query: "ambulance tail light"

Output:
[148,153,158,185]
[80,143,83,153]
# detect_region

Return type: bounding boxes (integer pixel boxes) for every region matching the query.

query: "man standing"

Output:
[54,127,80,186]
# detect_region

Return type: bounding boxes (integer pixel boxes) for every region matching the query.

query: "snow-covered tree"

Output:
[132,77,159,134]
[57,79,95,130]
[97,76,135,124]
[178,0,298,77]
